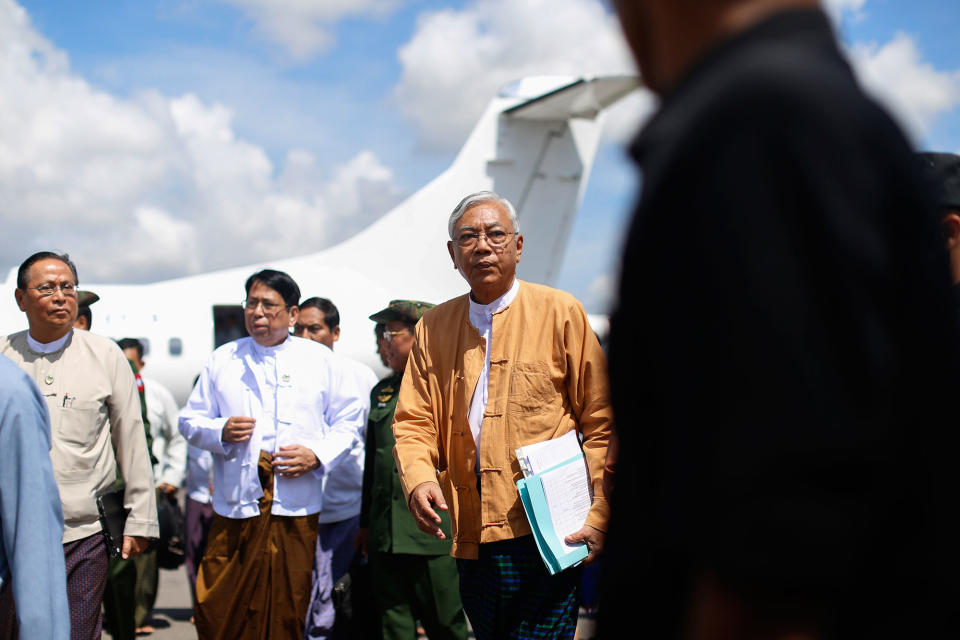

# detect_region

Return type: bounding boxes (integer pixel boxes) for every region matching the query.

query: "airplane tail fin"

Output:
[459,75,639,285]
[322,75,639,305]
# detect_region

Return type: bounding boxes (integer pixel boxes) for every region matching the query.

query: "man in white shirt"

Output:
[294,297,378,640]
[179,269,365,640]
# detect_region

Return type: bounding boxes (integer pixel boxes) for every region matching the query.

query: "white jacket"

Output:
[179,336,364,519]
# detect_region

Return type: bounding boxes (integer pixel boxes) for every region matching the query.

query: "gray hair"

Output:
[447,191,520,239]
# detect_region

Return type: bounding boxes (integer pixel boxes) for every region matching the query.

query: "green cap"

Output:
[369,300,435,325]
[76,290,99,307]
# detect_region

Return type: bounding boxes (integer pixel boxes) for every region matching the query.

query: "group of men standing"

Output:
[5,2,960,640]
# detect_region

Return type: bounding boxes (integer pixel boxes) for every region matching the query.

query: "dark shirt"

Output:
[603,8,960,637]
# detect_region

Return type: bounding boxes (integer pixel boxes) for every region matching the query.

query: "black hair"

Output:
[116,338,144,360]
[77,305,92,330]
[244,269,300,308]
[374,322,385,337]
[299,297,340,330]
[17,251,79,289]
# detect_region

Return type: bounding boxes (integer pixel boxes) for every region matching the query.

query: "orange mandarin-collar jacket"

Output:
[392,281,612,560]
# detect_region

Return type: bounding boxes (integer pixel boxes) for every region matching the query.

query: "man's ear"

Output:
[332,326,341,343]
[944,212,960,249]
[515,233,524,263]
[288,306,299,327]
[447,241,458,270]
[14,288,25,312]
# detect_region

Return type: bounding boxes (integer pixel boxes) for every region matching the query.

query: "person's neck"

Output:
[253,334,288,348]
[28,325,71,344]
[470,278,515,306]
[648,0,819,94]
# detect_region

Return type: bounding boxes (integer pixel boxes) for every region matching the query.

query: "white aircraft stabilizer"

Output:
[0,75,638,404]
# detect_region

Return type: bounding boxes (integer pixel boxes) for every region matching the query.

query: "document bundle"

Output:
[515,430,593,575]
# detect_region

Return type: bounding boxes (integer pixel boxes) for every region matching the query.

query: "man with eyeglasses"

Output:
[179,269,365,640]
[355,300,468,640]
[0,251,158,640]
[391,191,613,639]
[294,297,378,640]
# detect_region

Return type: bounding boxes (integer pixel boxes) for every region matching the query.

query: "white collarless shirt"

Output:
[251,339,282,452]
[467,278,520,471]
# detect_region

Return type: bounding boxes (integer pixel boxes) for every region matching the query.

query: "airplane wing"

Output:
[503,75,640,121]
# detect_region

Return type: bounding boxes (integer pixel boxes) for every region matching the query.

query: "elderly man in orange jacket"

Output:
[392,191,612,640]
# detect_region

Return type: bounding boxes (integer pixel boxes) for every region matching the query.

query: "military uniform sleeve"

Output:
[563,298,613,532]
[392,321,441,502]
[107,345,159,539]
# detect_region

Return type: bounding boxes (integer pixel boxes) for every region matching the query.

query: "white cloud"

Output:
[218,0,401,61]
[0,0,404,283]
[823,0,867,14]
[848,32,960,142]
[393,0,649,150]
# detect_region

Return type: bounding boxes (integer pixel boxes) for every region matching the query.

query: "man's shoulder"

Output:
[206,336,254,364]
[72,329,124,353]
[671,26,879,140]
[517,281,582,313]
[0,330,27,353]
[421,294,468,325]
[0,352,39,401]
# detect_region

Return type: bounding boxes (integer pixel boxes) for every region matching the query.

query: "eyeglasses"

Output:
[242,298,287,314]
[454,229,518,250]
[29,283,77,297]
[381,329,411,343]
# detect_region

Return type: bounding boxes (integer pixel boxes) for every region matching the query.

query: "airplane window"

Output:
[139,338,151,356]
[168,337,183,357]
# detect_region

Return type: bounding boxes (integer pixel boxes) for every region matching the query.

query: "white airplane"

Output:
[0,75,637,404]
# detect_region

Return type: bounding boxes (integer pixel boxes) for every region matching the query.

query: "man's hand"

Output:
[122,535,149,560]
[354,528,369,556]
[157,483,178,495]
[272,445,320,478]
[564,525,604,564]
[408,482,447,540]
[222,416,256,443]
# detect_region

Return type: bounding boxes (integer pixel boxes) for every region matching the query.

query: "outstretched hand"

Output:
[408,482,448,539]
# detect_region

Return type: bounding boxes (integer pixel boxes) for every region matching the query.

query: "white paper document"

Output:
[539,458,592,552]
[515,430,593,573]
[515,429,582,477]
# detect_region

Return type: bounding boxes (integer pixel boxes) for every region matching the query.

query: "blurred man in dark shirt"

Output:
[603,1,960,638]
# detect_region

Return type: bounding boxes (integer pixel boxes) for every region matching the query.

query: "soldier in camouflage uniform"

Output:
[357,300,468,640]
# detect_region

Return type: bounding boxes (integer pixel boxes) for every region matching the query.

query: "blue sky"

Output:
[3,0,959,311]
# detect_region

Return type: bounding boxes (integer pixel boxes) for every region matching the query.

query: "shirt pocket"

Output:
[507,362,556,415]
[56,398,106,447]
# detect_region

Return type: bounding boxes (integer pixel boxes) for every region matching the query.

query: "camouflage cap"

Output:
[76,290,100,307]
[368,300,435,325]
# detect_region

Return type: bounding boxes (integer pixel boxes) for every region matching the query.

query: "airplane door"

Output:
[213,305,248,348]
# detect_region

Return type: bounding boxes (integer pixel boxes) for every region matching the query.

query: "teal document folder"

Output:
[516,454,590,575]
